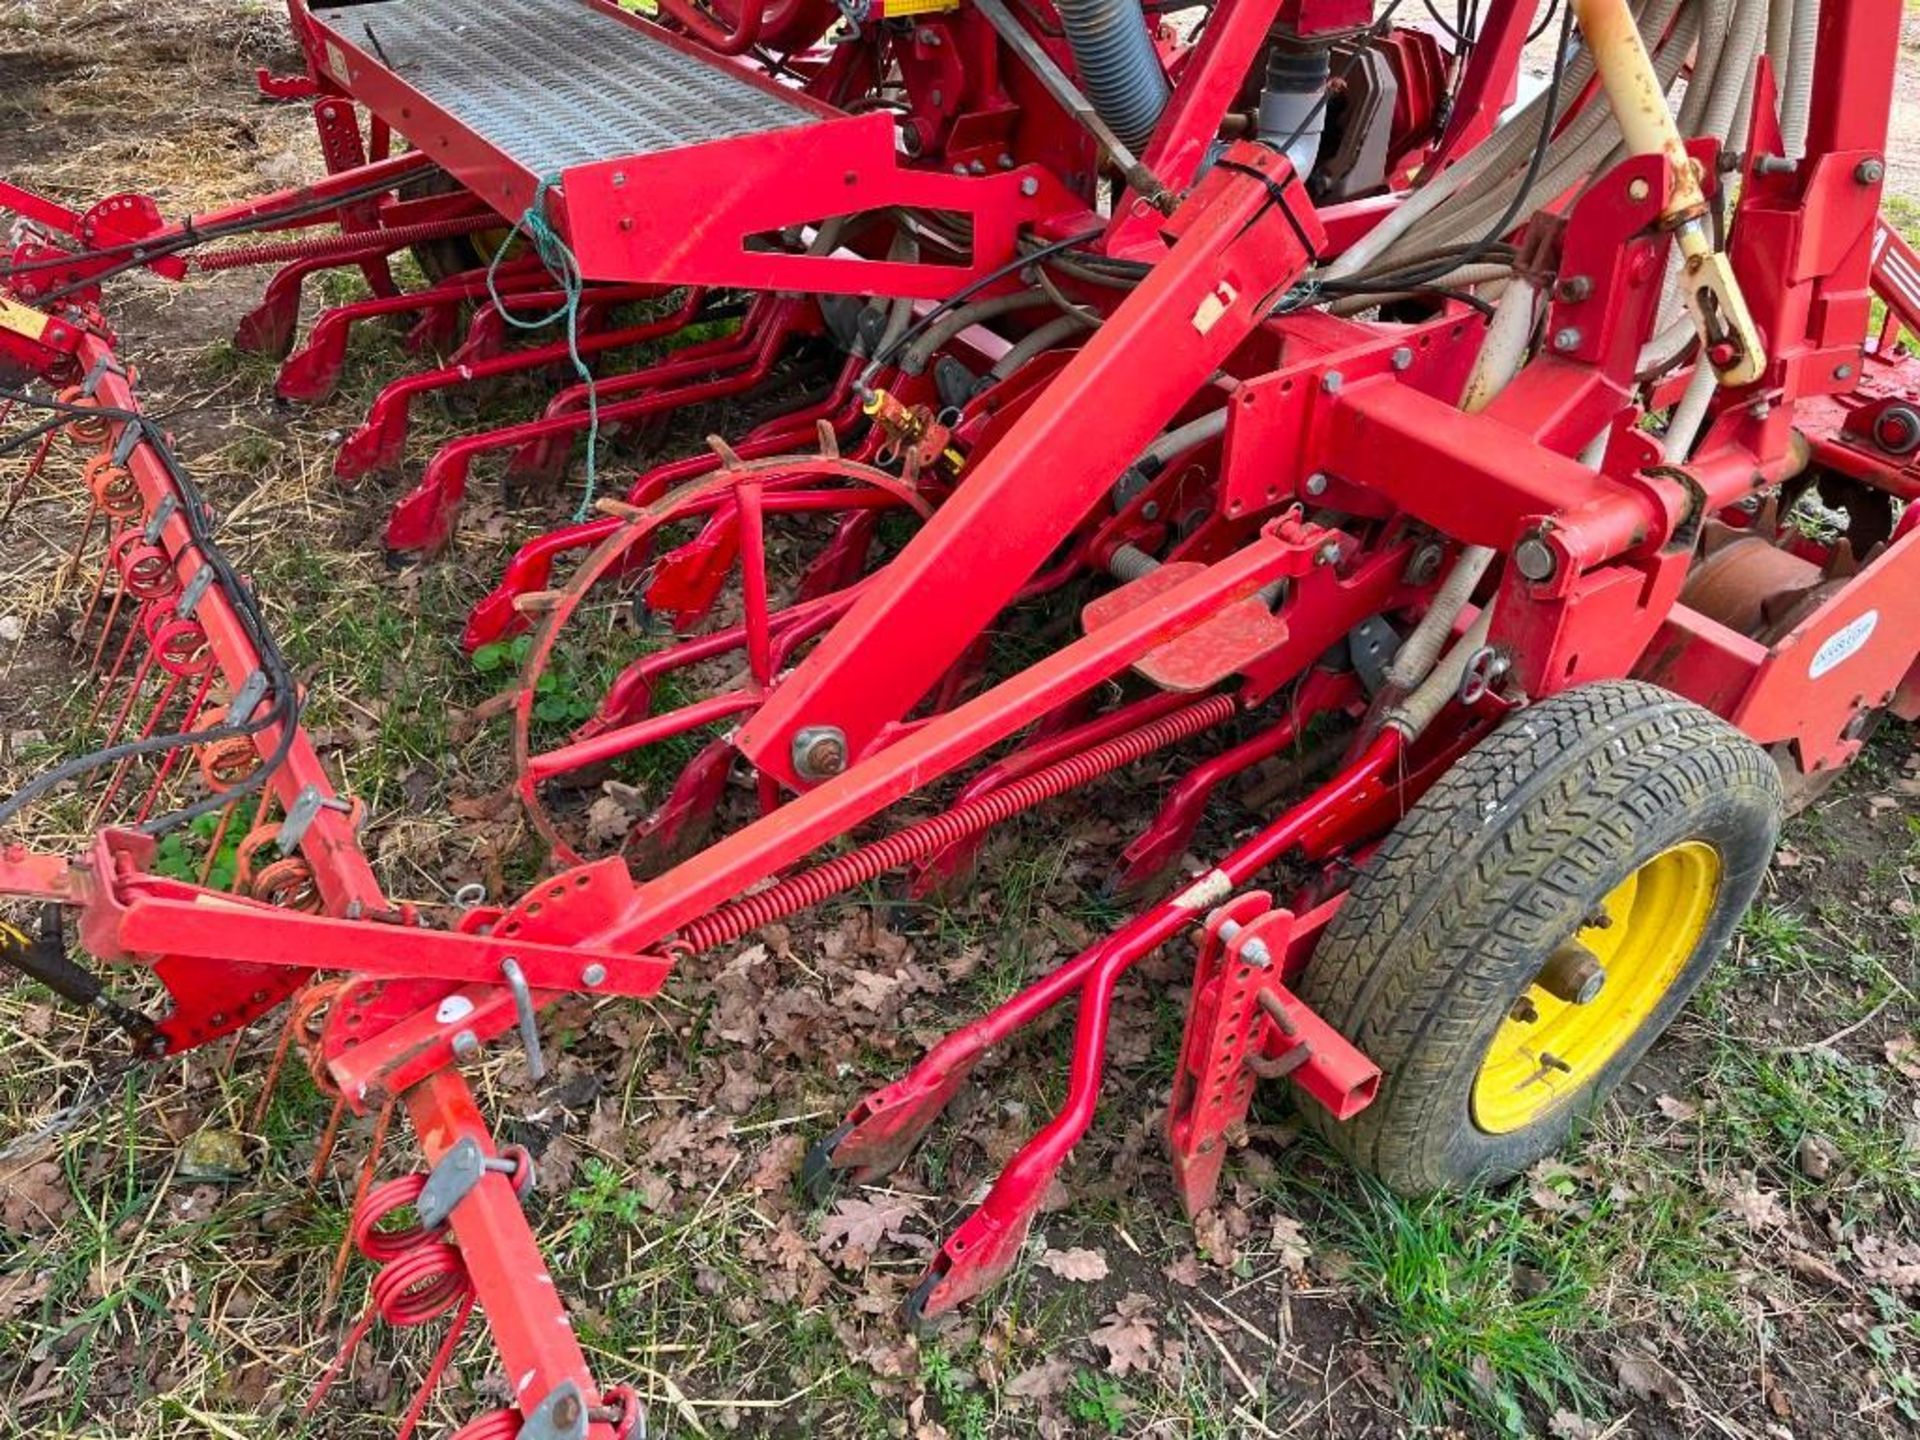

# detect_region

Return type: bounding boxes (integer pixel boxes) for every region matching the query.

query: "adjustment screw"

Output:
[1856,157,1885,184]
[1389,345,1414,371]
[1515,535,1557,582]
[1551,327,1582,353]
[1304,471,1329,496]
[581,963,608,987]
[792,725,849,780]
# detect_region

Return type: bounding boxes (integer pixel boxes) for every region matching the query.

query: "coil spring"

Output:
[84,454,141,518]
[674,693,1238,954]
[196,707,259,792]
[57,386,111,445]
[195,213,492,272]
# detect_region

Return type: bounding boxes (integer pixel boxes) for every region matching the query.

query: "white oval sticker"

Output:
[1808,609,1879,679]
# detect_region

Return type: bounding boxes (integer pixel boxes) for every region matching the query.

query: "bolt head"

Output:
[1833,362,1855,381]
[1405,542,1445,584]
[1515,535,1557,582]
[1551,327,1582,352]
[451,1029,480,1058]
[791,725,849,780]
[1627,177,1651,202]
[1019,175,1039,197]
[1315,540,1341,566]
[1304,471,1329,496]
[1389,345,1414,371]
[1856,158,1885,184]
[1555,275,1592,302]
[582,963,608,987]
[1320,370,1343,394]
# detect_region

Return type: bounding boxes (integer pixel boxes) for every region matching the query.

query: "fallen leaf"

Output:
[1548,1411,1606,1440]
[1726,1179,1788,1231]
[1887,1033,1920,1081]
[817,1196,926,1262]
[1005,1356,1074,1400]
[1655,1093,1700,1122]
[1796,1133,1841,1181]
[1036,1246,1108,1282]
[1269,1213,1313,1272]
[1613,1348,1686,1405]
[1089,1293,1159,1375]
[0,1162,71,1234]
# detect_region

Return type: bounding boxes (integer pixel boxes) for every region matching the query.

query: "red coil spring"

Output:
[674,692,1239,954]
[194,213,495,272]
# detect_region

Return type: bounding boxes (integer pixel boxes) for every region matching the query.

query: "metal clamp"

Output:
[176,564,216,620]
[142,493,177,544]
[520,1381,590,1440]
[78,353,126,398]
[227,668,269,726]
[111,421,143,467]
[415,1136,536,1229]
[276,782,355,854]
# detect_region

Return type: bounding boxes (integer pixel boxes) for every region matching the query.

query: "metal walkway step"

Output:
[305,0,1063,297]
[309,0,815,179]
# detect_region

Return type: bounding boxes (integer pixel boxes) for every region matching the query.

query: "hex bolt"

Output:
[1304,471,1329,496]
[1315,540,1341,567]
[1551,327,1582,353]
[1555,275,1592,302]
[551,1393,583,1432]
[451,1029,480,1058]
[1141,500,1161,520]
[1536,940,1608,1005]
[1320,370,1343,394]
[1747,399,1771,420]
[791,725,849,780]
[581,963,608,987]
[1833,362,1855,381]
[1389,346,1414,371]
[1514,534,1557,582]
[1019,176,1039,197]
[1855,157,1885,185]
[1214,919,1271,969]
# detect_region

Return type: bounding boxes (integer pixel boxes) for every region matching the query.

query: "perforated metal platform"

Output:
[310,0,815,176]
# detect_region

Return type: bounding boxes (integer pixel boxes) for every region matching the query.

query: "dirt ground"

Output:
[0,3,1917,1439]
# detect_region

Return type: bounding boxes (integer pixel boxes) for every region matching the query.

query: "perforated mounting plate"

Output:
[310,0,815,176]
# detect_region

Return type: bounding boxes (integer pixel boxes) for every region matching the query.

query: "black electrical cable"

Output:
[0,386,300,837]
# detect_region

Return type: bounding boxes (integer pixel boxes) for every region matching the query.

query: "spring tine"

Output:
[326,1101,395,1306]
[85,578,132,678]
[77,519,126,655]
[91,672,184,824]
[309,1096,348,1185]
[133,672,217,825]
[248,1010,303,1133]
[0,428,58,529]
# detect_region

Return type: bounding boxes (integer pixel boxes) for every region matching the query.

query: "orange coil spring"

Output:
[196,709,259,792]
[112,534,175,600]
[250,856,323,912]
[674,693,1239,954]
[84,454,141,518]
[57,386,111,445]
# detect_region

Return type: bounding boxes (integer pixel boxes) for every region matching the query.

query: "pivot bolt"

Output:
[792,725,849,780]
[1515,534,1557,582]
[1855,157,1885,185]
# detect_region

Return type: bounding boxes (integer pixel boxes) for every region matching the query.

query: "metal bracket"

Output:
[111,421,142,466]
[176,564,216,620]
[78,353,126,398]
[519,1381,590,1440]
[142,493,177,544]
[415,1136,531,1229]
[227,668,269,726]
[276,782,354,854]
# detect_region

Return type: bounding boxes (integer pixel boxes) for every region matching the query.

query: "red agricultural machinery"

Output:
[3,0,1918,1430]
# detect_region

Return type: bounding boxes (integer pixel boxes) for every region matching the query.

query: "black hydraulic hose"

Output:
[1057,0,1170,151]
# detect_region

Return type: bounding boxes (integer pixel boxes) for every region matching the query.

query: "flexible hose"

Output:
[1384,604,1496,738]
[1780,0,1821,159]
[901,289,1052,374]
[1056,0,1170,149]
[988,310,1098,380]
[674,694,1238,952]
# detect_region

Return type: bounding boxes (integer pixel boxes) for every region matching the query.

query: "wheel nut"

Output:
[1509,995,1540,1024]
[1537,940,1607,1005]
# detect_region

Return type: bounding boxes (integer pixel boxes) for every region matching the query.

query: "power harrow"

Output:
[2,0,1918,1430]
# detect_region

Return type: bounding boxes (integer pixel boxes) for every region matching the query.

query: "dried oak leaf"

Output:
[1006,1356,1075,1401]
[1036,1246,1109,1282]
[1089,1292,1159,1375]
[0,1162,71,1234]
[1612,1348,1686,1406]
[1886,1033,1920,1081]
[817,1195,927,1264]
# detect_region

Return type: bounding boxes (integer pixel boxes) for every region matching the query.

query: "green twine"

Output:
[486,175,601,520]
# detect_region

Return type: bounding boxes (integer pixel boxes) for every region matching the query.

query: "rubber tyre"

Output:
[1297,680,1783,1192]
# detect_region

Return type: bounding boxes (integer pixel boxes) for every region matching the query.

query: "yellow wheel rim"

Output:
[1472,840,1721,1135]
